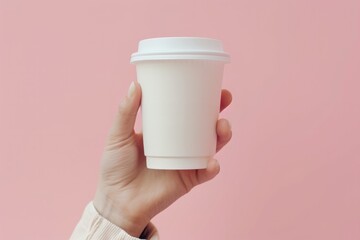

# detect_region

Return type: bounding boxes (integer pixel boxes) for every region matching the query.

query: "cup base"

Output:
[146,156,209,170]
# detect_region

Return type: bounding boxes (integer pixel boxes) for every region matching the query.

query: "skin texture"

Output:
[93,81,232,238]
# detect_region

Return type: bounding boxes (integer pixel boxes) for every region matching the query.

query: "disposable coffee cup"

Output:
[130,37,230,170]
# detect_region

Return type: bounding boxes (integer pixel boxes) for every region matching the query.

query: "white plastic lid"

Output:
[130,37,230,63]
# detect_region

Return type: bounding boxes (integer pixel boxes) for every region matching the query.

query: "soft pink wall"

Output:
[1,0,359,239]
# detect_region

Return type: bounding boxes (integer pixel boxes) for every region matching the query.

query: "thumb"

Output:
[107,81,141,144]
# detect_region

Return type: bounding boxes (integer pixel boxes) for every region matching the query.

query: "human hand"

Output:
[93,81,232,237]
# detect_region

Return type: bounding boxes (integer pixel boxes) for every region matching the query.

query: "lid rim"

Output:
[130,54,230,63]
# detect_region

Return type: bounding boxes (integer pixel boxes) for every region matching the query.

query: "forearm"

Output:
[93,190,150,238]
[70,202,158,240]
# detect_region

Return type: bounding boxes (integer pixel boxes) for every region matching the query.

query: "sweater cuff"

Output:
[70,202,158,240]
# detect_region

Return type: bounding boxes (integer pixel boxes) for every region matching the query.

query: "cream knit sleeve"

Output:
[70,202,158,240]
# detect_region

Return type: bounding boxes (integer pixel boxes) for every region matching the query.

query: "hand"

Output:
[93,81,232,237]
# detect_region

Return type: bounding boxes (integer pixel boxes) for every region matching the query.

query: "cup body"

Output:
[131,37,229,169]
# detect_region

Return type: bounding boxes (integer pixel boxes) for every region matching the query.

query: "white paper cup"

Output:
[131,37,230,170]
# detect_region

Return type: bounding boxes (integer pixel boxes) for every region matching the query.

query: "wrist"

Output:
[93,188,149,237]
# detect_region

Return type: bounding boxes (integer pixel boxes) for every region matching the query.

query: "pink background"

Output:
[1,0,359,239]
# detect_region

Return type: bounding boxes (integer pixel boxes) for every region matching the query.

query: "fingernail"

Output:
[127,81,136,97]
[228,121,232,130]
